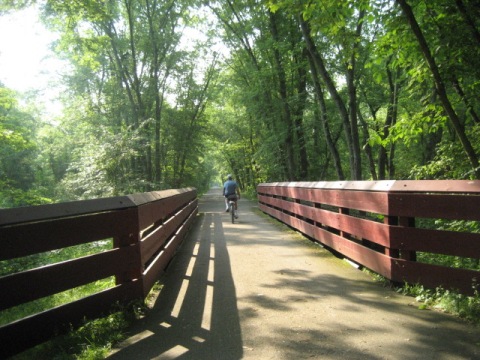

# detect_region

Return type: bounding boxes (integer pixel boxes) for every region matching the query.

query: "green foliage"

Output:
[3,2,480,355]
[0,84,54,207]
[410,124,480,180]
[0,0,33,14]
[397,283,480,325]
[2,0,480,207]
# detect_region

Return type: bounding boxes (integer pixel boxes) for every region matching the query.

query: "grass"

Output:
[367,270,480,324]
[11,304,136,360]
[9,281,164,360]
[395,282,480,324]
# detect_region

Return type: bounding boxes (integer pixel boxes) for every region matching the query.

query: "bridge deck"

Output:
[108,188,480,359]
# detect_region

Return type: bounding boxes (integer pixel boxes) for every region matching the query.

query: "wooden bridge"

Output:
[1,181,480,358]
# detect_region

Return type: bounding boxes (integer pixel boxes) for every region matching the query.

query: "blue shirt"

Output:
[223,180,237,197]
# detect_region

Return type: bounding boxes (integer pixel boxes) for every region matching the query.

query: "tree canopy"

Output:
[2,0,480,207]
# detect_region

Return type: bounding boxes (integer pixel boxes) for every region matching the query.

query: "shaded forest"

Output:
[1,0,480,208]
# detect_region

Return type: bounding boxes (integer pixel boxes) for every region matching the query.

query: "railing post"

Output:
[339,207,350,238]
[314,202,322,227]
[398,216,417,261]
[384,215,400,258]
[113,207,144,299]
[384,215,416,261]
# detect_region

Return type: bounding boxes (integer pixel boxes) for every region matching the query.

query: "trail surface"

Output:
[108,188,480,359]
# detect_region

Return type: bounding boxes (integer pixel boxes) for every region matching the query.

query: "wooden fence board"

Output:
[0,188,197,357]
[259,194,391,247]
[140,200,197,265]
[142,205,198,296]
[258,181,480,295]
[0,196,137,226]
[388,193,480,220]
[391,260,480,294]
[258,186,390,214]
[390,227,480,257]
[136,189,197,229]
[0,246,138,311]
[260,203,393,278]
[0,209,138,260]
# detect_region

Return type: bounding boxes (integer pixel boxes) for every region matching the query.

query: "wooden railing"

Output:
[0,188,198,358]
[257,181,480,296]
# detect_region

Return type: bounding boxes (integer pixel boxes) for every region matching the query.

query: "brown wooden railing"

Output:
[0,188,197,358]
[257,181,480,296]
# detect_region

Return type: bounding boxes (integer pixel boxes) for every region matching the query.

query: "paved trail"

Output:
[108,188,480,359]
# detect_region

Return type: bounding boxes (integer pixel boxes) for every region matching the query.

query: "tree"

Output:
[0,85,52,207]
[396,0,480,178]
[41,0,218,196]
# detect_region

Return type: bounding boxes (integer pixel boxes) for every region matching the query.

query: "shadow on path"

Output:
[108,189,480,359]
[108,208,243,359]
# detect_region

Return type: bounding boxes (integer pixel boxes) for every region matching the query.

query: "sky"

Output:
[0,6,64,116]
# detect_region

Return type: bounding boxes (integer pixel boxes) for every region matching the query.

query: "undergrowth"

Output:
[370,272,480,325]
[397,283,480,324]
[10,282,164,360]
[11,300,146,360]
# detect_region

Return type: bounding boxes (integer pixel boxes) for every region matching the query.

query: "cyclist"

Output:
[223,174,241,217]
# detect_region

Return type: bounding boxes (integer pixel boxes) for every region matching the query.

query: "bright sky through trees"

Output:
[0,6,64,116]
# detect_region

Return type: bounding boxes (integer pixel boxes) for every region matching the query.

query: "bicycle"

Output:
[227,195,238,223]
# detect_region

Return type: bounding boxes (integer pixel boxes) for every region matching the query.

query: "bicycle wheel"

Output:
[230,202,235,223]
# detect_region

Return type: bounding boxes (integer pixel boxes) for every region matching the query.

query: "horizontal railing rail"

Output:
[0,188,198,358]
[257,181,480,296]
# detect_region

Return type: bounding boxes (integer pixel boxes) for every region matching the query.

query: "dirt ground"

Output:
[107,188,480,359]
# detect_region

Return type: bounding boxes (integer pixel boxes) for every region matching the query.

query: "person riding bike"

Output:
[223,174,241,217]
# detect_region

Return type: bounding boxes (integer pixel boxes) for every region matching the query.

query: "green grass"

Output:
[11,301,144,360]
[8,282,163,360]
[395,282,480,324]
[368,271,480,324]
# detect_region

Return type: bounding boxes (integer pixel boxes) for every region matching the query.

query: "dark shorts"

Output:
[226,194,238,201]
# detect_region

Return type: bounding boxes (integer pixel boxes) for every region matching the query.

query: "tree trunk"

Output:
[379,64,400,179]
[455,0,480,46]
[397,0,480,178]
[299,14,355,179]
[345,9,366,180]
[294,48,310,180]
[305,41,345,180]
[269,10,296,180]
[358,110,377,180]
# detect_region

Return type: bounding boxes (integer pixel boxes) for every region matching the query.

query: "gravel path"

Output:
[108,188,480,359]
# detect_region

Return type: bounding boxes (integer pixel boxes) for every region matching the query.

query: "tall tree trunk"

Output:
[269,10,296,180]
[345,9,366,180]
[299,14,355,179]
[397,0,480,178]
[305,41,345,180]
[358,110,378,180]
[455,0,480,45]
[294,48,310,180]
[379,63,401,179]
[452,77,480,124]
